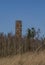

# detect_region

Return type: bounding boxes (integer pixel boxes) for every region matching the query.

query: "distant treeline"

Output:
[0,32,45,57]
[0,27,45,57]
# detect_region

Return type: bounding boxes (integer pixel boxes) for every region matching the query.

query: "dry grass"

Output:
[1,50,45,65]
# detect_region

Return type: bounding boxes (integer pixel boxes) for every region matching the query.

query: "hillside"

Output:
[1,51,45,65]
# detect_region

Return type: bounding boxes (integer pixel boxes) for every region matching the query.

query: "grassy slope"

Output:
[1,51,45,65]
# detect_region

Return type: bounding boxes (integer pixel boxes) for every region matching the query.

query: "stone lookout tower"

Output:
[15,20,22,39]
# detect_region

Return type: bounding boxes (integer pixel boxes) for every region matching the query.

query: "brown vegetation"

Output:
[0,21,45,65]
[0,32,45,57]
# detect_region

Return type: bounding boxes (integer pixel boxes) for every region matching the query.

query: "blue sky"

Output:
[0,0,45,36]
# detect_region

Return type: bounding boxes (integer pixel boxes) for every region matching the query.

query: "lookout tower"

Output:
[15,20,22,39]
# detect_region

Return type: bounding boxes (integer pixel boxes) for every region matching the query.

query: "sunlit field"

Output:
[1,50,45,65]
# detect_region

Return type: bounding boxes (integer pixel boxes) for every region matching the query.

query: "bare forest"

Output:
[0,21,45,65]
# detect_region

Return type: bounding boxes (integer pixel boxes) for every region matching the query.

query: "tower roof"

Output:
[16,20,22,23]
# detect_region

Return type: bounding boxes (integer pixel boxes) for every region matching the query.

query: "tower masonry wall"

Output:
[15,20,22,39]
